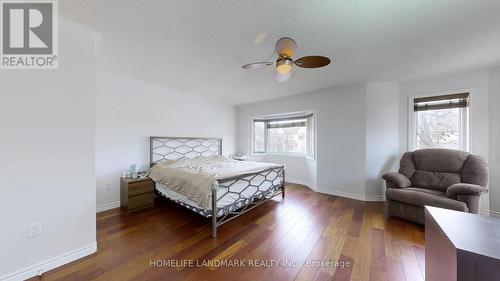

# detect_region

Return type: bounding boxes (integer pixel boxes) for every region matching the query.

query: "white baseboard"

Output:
[0,242,97,281]
[364,195,387,202]
[286,178,317,191]
[96,201,120,213]
[317,188,385,202]
[285,180,386,201]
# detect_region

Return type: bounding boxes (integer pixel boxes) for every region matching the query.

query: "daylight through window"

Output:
[413,93,469,151]
[253,113,314,158]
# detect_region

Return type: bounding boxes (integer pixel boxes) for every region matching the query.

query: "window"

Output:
[253,113,315,158]
[412,93,469,151]
[253,120,265,153]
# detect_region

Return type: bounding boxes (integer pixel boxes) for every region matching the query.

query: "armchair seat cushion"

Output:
[386,187,468,212]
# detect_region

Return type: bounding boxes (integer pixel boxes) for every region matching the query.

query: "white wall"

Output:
[489,66,500,215]
[238,69,497,210]
[237,85,369,200]
[0,19,96,280]
[247,154,317,189]
[95,72,237,209]
[365,83,400,200]
[399,69,491,212]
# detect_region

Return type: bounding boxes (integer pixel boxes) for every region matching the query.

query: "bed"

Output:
[148,136,285,238]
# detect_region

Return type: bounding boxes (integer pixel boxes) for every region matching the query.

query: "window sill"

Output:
[251,153,315,160]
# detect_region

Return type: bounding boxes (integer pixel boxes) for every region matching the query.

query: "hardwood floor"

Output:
[30,184,425,281]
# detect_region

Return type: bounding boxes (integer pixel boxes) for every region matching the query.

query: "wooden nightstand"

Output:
[120,177,155,213]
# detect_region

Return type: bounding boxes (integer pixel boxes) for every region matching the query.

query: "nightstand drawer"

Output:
[120,177,155,213]
[128,193,154,211]
[128,181,154,196]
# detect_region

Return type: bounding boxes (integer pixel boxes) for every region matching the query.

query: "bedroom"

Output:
[1,1,500,280]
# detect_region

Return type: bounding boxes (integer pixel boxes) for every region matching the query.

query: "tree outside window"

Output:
[413,93,469,151]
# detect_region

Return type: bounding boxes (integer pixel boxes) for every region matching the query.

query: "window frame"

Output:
[408,90,471,152]
[251,112,315,159]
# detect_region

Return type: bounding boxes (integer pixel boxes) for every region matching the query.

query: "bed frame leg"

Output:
[211,188,217,239]
[281,170,286,199]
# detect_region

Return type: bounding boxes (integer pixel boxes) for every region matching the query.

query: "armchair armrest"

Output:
[382,172,411,188]
[447,183,488,197]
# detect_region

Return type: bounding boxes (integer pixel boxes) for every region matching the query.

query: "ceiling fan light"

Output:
[276,71,291,82]
[276,58,292,74]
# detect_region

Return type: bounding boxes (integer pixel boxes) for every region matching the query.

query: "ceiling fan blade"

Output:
[294,56,331,68]
[275,71,291,82]
[241,62,273,69]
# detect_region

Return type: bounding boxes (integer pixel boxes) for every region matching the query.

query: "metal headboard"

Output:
[149,136,222,166]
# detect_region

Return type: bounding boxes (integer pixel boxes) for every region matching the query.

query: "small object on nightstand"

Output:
[138,169,148,178]
[120,177,155,213]
[231,153,248,161]
[130,163,138,178]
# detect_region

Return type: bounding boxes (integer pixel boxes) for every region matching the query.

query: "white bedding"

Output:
[155,182,242,210]
[147,156,282,209]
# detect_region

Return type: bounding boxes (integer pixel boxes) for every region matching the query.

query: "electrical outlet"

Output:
[28,222,42,238]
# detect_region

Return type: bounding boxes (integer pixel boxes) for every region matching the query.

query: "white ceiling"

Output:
[61,0,500,105]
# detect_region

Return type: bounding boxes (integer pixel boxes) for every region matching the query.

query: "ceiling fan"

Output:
[241,37,331,82]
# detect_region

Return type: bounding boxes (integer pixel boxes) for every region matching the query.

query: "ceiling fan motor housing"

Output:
[275,37,297,58]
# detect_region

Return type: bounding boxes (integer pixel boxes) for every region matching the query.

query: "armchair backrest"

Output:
[398,149,488,192]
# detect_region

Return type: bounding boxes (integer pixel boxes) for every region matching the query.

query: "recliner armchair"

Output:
[382,149,488,224]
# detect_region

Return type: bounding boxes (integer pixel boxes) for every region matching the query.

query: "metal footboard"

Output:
[148,136,285,239]
[211,165,285,238]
